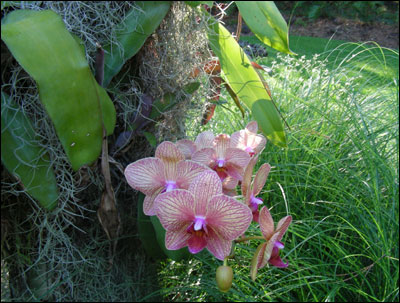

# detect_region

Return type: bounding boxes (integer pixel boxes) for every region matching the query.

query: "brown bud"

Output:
[216,265,233,292]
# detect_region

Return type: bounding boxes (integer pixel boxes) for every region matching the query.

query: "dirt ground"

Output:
[287,16,399,50]
[225,13,399,50]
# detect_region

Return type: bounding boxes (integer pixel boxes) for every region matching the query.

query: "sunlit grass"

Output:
[156,38,399,302]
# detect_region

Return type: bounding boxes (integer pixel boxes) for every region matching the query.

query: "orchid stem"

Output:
[234,236,264,243]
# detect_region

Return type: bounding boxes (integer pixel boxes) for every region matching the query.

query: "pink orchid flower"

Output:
[191,134,250,194]
[124,141,209,216]
[241,154,271,222]
[154,170,252,260]
[176,131,215,160]
[250,207,292,280]
[231,121,266,157]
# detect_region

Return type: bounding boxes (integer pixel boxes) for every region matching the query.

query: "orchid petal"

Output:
[188,234,207,254]
[176,160,210,189]
[205,229,233,260]
[155,189,195,231]
[269,246,289,268]
[195,131,215,151]
[222,175,239,190]
[275,215,292,242]
[249,134,267,155]
[230,129,248,150]
[225,148,250,169]
[259,233,280,269]
[213,134,231,159]
[176,139,196,159]
[165,227,191,250]
[155,141,185,180]
[189,170,222,216]
[241,154,259,198]
[252,163,271,196]
[250,242,266,280]
[143,187,164,216]
[246,121,259,133]
[259,207,275,240]
[225,163,245,181]
[124,157,165,195]
[191,148,215,167]
[206,194,252,240]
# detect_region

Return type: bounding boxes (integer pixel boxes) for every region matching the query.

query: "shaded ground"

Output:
[225,13,399,50]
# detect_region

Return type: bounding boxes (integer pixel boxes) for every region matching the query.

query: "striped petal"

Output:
[222,175,239,190]
[191,148,215,167]
[230,129,248,150]
[124,157,165,195]
[252,163,271,196]
[275,215,292,242]
[156,141,185,180]
[176,139,196,159]
[225,163,245,181]
[143,187,164,216]
[195,131,215,151]
[176,160,210,189]
[214,134,230,159]
[225,148,250,170]
[206,229,233,260]
[259,207,274,240]
[189,170,222,216]
[241,154,259,199]
[155,189,195,231]
[206,194,252,240]
[165,227,192,251]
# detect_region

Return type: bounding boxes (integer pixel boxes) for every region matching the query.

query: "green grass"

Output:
[153,36,399,301]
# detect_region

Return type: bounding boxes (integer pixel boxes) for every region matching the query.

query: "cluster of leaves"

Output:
[1,1,293,211]
[125,121,292,290]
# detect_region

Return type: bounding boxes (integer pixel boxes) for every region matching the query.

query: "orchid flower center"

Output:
[216,159,225,168]
[187,215,208,236]
[274,240,285,250]
[213,159,228,181]
[164,180,177,192]
[245,146,255,157]
[249,195,263,212]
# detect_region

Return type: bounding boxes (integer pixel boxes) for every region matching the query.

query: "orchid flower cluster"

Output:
[124,121,292,290]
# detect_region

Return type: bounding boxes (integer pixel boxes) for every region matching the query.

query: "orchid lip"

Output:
[250,195,263,205]
[274,241,285,249]
[164,181,177,192]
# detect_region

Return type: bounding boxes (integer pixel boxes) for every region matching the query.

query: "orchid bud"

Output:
[216,265,233,292]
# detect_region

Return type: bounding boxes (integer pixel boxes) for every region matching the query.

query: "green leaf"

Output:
[207,20,287,147]
[1,92,58,210]
[102,1,171,87]
[150,215,191,261]
[236,1,295,55]
[1,10,116,171]
[137,193,166,259]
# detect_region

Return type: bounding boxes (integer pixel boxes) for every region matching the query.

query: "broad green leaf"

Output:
[150,215,191,261]
[207,20,287,147]
[236,1,295,55]
[137,193,166,259]
[1,92,58,210]
[1,10,116,171]
[102,1,171,87]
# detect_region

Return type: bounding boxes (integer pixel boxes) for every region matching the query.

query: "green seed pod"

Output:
[216,265,233,292]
